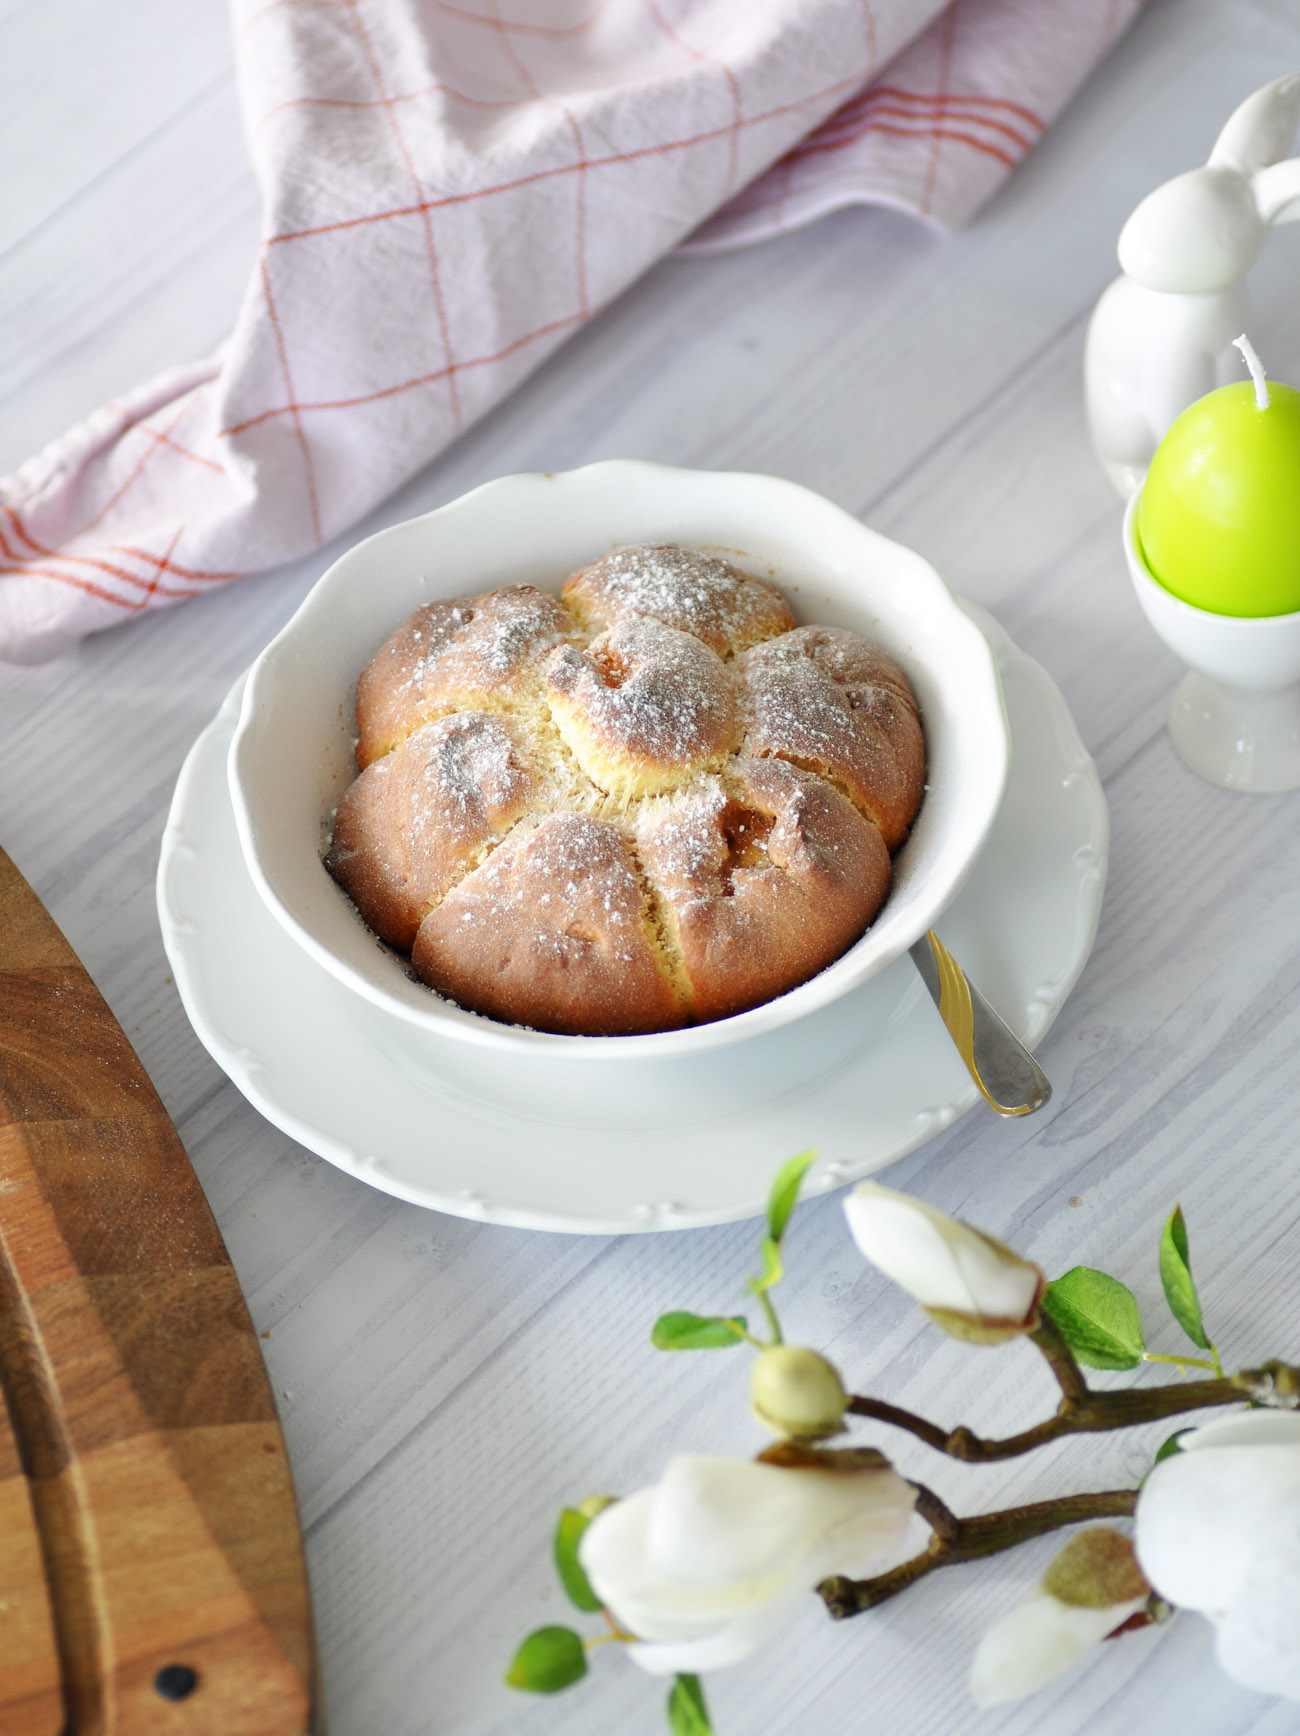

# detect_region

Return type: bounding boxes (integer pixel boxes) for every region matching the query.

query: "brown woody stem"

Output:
[844,1362,1300,1464]
[1029,1313,1091,1405]
[820,1485,1137,1619]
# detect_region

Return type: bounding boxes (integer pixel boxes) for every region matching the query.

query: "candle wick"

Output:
[1234,334,1271,410]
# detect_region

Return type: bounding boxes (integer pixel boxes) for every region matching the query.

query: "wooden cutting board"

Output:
[0,847,314,1734]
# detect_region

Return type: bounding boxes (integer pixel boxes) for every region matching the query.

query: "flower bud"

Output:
[750,1346,849,1440]
[970,1530,1149,1707]
[1040,1527,1148,1609]
[843,1182,1043,1341]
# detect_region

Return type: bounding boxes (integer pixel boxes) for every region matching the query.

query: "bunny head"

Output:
[1118,167,1263,291]
[1117,74,1300,294]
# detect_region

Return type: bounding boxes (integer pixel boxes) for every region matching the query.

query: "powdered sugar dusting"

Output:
[736,627,924,849]
[407,586,569,692]
[635,778,730,887]
[471,587,570,677]
[431,816,649,968]
[740,631,866,762]
[564,544,793,657]
[548,617,733,775]
[358,586,572,764]
[411,712,527,834]
[325,709,540,949]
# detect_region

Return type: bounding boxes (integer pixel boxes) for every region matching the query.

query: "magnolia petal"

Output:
[844,1185,978,1314]
[648,1459,838,1585]
[950,1231,1042,1325]
[814,1474,916,1580]
[1211,1503,1300,1699]
[626,1582,810,1677]
[578,1453,915,1670]
[581,1488,790,1643]
[1137,1447,1300,1611]
[580,1489,731,1643]
[1180,1410,1300,1453]
[843,1183,1039,1324]
[970,1591,1148,1708]
[1133,1410,1300,1701]
[644,1457,911,1587]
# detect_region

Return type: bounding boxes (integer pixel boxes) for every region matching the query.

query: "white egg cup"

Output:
[1124,489,1300,792]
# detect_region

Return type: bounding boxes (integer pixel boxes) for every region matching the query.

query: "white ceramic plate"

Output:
[228,462,1008,1059]
[158,605,1106,1234]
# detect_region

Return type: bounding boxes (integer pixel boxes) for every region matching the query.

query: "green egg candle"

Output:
[1138,337,1300,618]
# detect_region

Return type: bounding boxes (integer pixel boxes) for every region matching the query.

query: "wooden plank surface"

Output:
[0,1374,63,1734]
[0,851,314,1734]
[5,1,1300,1733]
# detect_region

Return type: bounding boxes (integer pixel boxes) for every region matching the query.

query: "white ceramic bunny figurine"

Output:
[1085,74,1300,498]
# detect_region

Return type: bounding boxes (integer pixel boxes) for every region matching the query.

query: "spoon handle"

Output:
[908,930,1052,1117]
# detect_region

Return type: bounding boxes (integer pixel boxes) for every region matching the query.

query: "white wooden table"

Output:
[6,2,1300,1731]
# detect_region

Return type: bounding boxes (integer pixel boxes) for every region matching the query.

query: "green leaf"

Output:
[553,1509,601,1612]
[1041,1267,1146,1370]
[750,1235,783,1296]
[1159,1206,1210,1350]
[766,1150,816,1245]
[1139,1428,1192,1490]
[1153,1429,1191,1467]
[668,1673,713,1736]
[505,1627,588,1694]
[651,1311,748,1351]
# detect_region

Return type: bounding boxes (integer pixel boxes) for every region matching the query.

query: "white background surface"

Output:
[6,2,1300,1732]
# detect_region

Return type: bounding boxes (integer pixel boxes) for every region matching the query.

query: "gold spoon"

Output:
[909,930,1052,1117]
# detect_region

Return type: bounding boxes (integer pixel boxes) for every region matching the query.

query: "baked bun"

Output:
[324,712,539,950]
[736,626,925,851]
[562,544,796,657]
[412,814,683,1037]
[633,759,891,1025]
[355,584,572,769]
[328,545,924,1036]
[546,617,735,801]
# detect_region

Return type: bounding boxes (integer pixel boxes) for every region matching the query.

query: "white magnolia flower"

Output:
[843,1182,1043,1337]
[1136,1409,1300,1699]
[971,1528,1148,1707]
[578,1453,915,1675]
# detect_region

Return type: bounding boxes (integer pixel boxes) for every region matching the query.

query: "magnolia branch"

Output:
[845,1378,1245,1461]
[822,1329,1300,1621]
[820,1484,1137,1619]
[845,1321,1300,1463]
[1030,1314,1092,1404]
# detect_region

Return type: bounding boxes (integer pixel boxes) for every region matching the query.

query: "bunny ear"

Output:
[1254,158,1300,225]
[1210,75,1300,171]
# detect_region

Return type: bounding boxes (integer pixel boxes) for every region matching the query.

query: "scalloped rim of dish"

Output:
[228,462,1008,1060]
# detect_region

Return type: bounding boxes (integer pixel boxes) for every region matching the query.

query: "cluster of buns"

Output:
[325,545,925,1036]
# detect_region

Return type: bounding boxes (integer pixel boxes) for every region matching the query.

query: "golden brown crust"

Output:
[411,814,685,1036]
[634,759,892,1024]
[545,618,735,802]
[328,552,926,1035]
[324,713,539,950]
[562,545,794,659]
[735,626,925,851]
[355,585,572,768]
